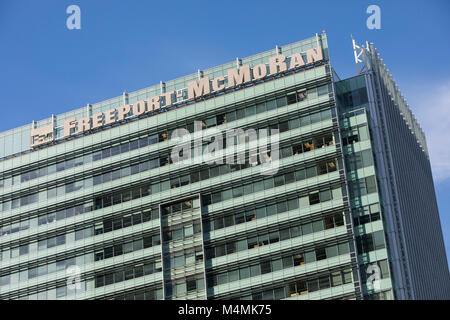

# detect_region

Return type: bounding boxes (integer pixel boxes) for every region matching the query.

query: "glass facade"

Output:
[0,33,448,300]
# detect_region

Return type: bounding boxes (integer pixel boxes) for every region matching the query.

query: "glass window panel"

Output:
[282,256,293,269]
[304,251,316,263]
[326,245,339,258]
[250,264,260,277]
[312,220,324,232]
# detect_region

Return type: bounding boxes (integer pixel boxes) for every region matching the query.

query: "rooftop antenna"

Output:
[351,34,371,74]
[86,104,91,117]
[122,91,128,105]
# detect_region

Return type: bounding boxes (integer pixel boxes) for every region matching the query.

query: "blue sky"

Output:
[0,1,449,261]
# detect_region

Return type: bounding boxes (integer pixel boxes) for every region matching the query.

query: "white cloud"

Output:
[406,80,450,183]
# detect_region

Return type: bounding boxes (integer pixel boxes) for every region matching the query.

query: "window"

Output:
[214,218,224,230]
[174,255,185,268]
[143,237,153,249]
[95,251,104,261]
[19,244,29,256]
[326,245,338,258]
[297,91,307,102]
[296,280,307,294]
[366,176,377,194]
[124,267,134,281]
[236,108,245,119]
[56,286,67,298]
[279,121,289,133]
[331,271,343,286]
[343,269,353,284]
[263,178,274,190]
[233,186,243,198]
[276,96,287,108]
[184,225,194,237]
[104,247,113,259]
[216,245,226,257]
[272,259,283,272]
[315,247,327,260]
[269,231,280,244]
[379,260,389,278]
[309,192,320,205]
[186,278,197,292]
[248,237,258,249]
[216,114,226,125]
[255,103,265,114]
[143,263,154,276]
[324,216,334,229]
[280,228,290,241]
[205,116,217,128]
[338,242,350,255]
[235,213,245,225]
[306,166,316,178]
[315,189,330,203]
[310,112,321,124]
[245,105,256,117]
[295,168,305,180]
[260,261,272,274]
[318,162,328,175]
[304,251,316,263]
[239,267,250,280]
[293,144,303,155]
[133,239,143,251]
[373,231,386,250]
[172,229,183,241]
[302,223,313,235]
[274,175,284,187]
[226,111,236,122]
[246,211,256,222]
[253,180,264,192]
[266,99,276,111]
[104,273,114,286]
[290,226,301,238]
[287,283,296,296]
[287,92,297,105]
[293,254,304,266]
[335,213,344,226]
[307,279,319,292]
[258,234,269,246]
[282,256,293,268]
[226,242,236,255]
[224,215,233,227]
[321,109,332,121]
[123,242,133,254]
[263,290,274,300]
[319,276,331,289]
[250,265,260,277]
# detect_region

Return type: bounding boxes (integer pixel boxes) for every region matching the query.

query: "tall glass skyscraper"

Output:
[0,33,448,300]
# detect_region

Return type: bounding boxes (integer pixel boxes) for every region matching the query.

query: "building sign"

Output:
[30,45,324,148]
[30,124,54,148]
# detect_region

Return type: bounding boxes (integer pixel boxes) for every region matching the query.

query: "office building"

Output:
[0,33,448,300]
